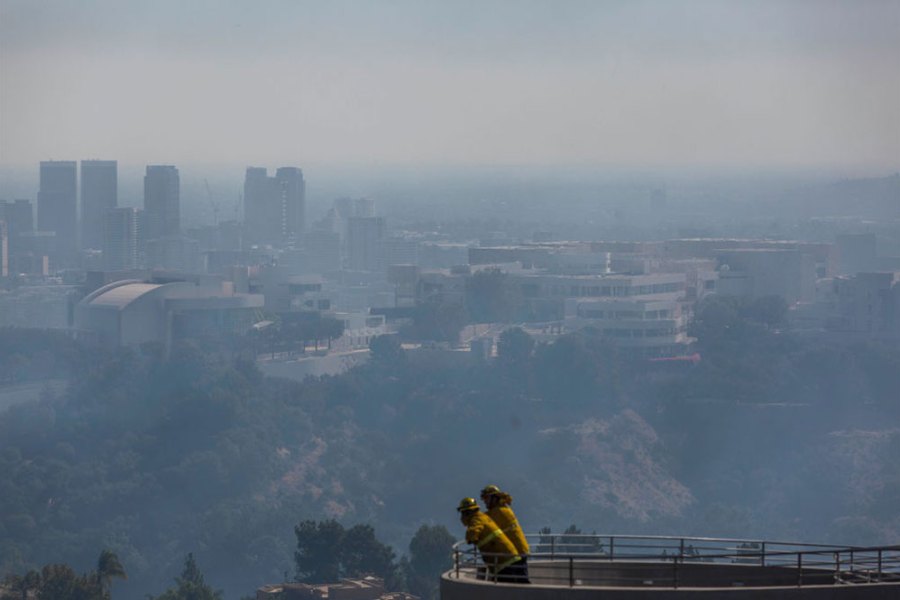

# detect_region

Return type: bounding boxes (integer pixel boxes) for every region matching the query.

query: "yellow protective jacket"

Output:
[464,510,520,573]
[487,498,530,556]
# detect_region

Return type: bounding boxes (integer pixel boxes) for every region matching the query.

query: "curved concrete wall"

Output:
[441,562,900,600]
[526,560,833,588]
[441,577,900,599]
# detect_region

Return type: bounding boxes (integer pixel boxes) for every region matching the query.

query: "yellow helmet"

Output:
[480,484,502,497]
[457,497,479,512]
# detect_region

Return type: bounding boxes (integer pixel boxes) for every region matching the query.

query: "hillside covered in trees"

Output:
[1,296,899,598]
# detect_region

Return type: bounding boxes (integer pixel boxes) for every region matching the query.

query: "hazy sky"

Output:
[1,0,898,170]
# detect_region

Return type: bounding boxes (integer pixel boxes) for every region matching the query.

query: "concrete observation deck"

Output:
[441,534,900,599]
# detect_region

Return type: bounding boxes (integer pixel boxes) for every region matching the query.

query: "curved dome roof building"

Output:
[75,279,263,348]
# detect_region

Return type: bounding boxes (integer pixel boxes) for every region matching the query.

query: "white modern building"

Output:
[506,271,688,321]
[564,297,693,358]
[255,267,333,313]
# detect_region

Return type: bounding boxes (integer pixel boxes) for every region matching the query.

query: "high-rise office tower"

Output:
[143,165,180,241]
[0,199,34,272]
[347,216,385,272]
[0,199,34,234]
[102,207,139,271]
[81,160,117,250]
[353,197,374,218]
[38,160,78,267]
[0,200,32,254]
[0,220,8,278]
[243,166,305,247]
[243,167,272,246]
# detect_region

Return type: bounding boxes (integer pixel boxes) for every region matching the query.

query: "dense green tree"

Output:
[466,268,520,323]
[689,295,741,343]
[37,564,98,600]
[406,525,455,600]
[1,570,41,600]
[496,327,534,374]
[533,334,601,403]
[0,550,123,600]
[409,298,467,343]
[740,295,788,329]
[294,520,344,583]
[152,554,222,600]
[294,521,399,585]
[2,565,99,600]
[369,334,406,367]
[279,313,346,352]
[3,309,900,598]
[316,317,346,350]
[0,327,92,384]
[341,524,398,582]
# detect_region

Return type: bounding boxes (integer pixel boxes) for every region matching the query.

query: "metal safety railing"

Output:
[450,534,900,588]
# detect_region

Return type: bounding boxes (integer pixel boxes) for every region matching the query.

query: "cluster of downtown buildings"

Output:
[0,160,306,274]
[1,161,899,363]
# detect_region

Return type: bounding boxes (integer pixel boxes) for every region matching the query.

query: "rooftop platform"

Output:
[442,534,900,599]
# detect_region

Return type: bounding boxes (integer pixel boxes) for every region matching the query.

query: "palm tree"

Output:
[96,550,127,598]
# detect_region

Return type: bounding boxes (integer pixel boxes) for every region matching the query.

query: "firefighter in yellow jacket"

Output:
[481,484,530,583]
[457,497,523,582]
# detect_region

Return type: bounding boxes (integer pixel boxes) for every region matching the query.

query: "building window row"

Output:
[542,281,684,298]
[602,326,682,338]
[578,309,675,319]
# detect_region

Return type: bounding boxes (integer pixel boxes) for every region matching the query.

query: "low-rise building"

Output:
[716,248,816,304]
[831,271,900,336]
[257,268,333,313]
[565,297,693,358]
[257,576,417,600]
[0,282,81,328]
[663,238,835,278]
[418,242,470,269]
[331,311,388,351]
[508,271,687,321]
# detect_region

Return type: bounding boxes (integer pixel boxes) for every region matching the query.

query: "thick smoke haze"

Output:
[1,3,900,600]
[1,0,898,170]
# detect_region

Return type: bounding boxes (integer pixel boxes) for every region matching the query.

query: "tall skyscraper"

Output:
[143,165,180,241]
[243,166,305,247]
[347,216,385,272]
[81,160,117,250]
[38,160,77,267]
[0,200,33,234]
[102,207,139,271]
[0,220,8,278]
[0,200,34,273]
